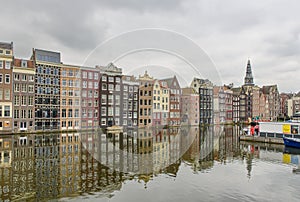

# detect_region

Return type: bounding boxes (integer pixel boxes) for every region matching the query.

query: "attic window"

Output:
[21,60,27,67]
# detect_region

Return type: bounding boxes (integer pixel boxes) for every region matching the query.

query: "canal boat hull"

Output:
[283,136,300,148]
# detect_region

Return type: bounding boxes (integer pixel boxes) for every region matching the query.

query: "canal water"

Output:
[1,125,300,202]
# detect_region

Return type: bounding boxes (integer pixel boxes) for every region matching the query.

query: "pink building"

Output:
[180,87,199,125]
[80,68,100,129]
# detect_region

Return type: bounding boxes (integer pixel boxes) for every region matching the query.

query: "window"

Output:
[108,107,113,116]
[75,109,79,117]
[101,118,106,126]
[29,75,34,81]
[5,74,10,84]
[21,84,27,92]
[75,80,80,87]
[94,82,98,89]
[14,109,19,119]
[5,50,11,55]
[88,72,93,79]
[0,60,2,68]
[68,109,73,117]
[62,89,67,96]
[21,110,26,118]
[68,80,73,87]
[45,77,50,84]
[21,96,26,105]
[28,109,33,118]
[61,79,66,86]
[115,95,120,105]
[68,90,73,96]
[22,74,27,81]
[0,74,2,83]
[88,82,93,88]
[94,73,99,80]
[74,90,80,97]
[116,77,121,83]
[102,75,107,81]
[0,88,3,100]
[68,70,73,77]
[108,84,114,90]
[62,99,66,105]
[109,77,114,82]
[88,90,93,98]
[83,81,87,88]
[4,89,10,100]
[101,95,107,104]
[14,74,19,81]
[101,107,106,116]
[62,121,66,127]
[108,95,113,104]
[0,105,2,116]
[4,106,10,117]
[102,83,107,90]
[28,85,34,93]
[82,90,87,97]
[82,71,87,78]
[115,107,120,116]
[62,109,66,117]
[5,61,11,69]
[28,96,33,106]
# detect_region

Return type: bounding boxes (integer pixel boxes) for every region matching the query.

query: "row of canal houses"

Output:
[0,42,280,133]
[0,42,214,133]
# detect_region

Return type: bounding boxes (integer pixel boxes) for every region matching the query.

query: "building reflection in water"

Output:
[0,125,245,201]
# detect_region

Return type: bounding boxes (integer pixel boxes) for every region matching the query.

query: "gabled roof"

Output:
[182,87,197,95]
[160,75,179,88]
[0,42,13,50]
[261,85,278,94]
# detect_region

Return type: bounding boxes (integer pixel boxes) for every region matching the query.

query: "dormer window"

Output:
[21,60,27,67]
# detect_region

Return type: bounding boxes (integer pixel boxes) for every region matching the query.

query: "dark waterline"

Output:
[1,125,300,202]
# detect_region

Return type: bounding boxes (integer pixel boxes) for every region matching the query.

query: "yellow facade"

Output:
[60,65,81,130]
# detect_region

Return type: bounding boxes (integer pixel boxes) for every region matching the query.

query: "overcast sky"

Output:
[1,0,300,92]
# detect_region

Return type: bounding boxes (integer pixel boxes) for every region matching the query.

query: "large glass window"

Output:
[4,106,10,117]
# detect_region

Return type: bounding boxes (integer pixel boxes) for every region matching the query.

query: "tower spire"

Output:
[244,59,254,86]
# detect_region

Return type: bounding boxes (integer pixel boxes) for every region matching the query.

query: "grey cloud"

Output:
[98,0,184,11]
[1,0,300,92]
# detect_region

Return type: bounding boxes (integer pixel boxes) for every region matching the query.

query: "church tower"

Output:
[244,59,254,86]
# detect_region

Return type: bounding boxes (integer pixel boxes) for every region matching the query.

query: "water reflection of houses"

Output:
[34,133,60,200]
[214,125,240,163]
[97,127,181,177]
[11,134,35,201]
[80,130,126,195]
[181,126,214,171]
[59,133,81,198]
[0,135,13,201]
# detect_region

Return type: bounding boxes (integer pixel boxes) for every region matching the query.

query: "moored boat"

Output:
[283,136,300,148]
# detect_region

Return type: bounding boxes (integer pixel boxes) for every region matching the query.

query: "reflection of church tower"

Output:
[246,153,253,179]
[244,59,254,86]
